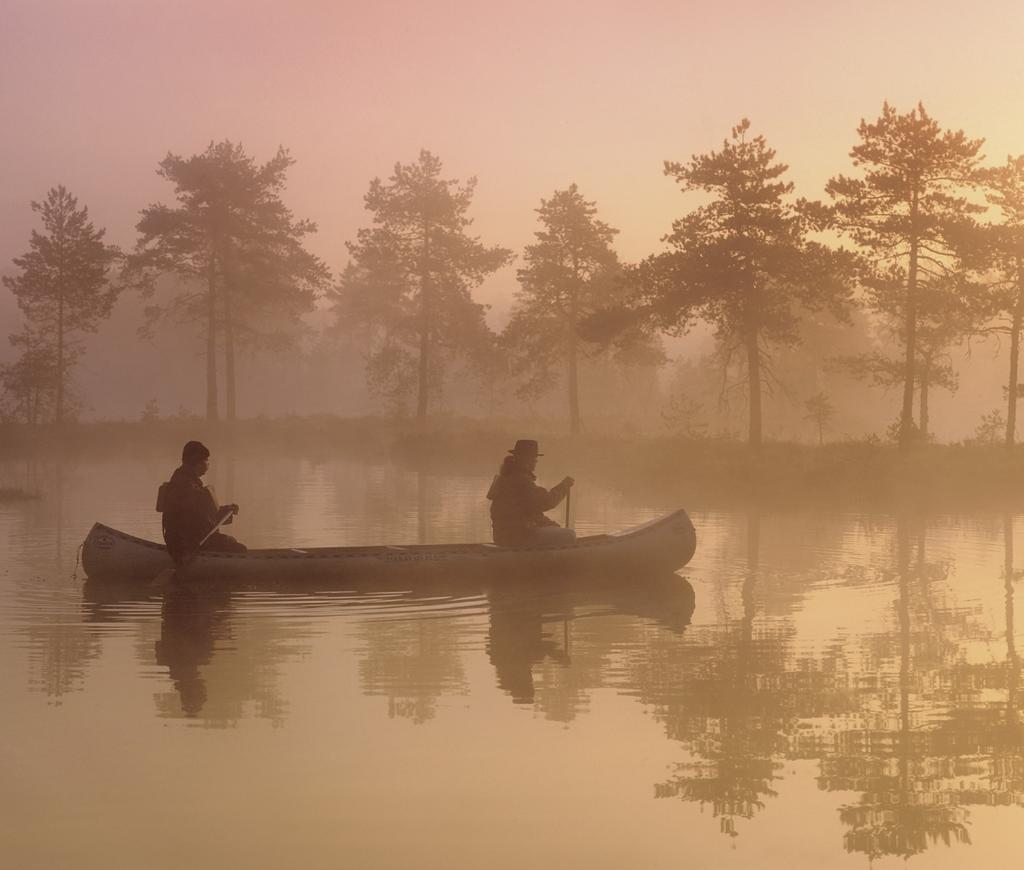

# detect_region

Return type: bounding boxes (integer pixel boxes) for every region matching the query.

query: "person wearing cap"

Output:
[157,440,246,565]
[486,440,575,547]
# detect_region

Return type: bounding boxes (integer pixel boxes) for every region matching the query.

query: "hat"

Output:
[508,439,543,457]
[182,440,210,462]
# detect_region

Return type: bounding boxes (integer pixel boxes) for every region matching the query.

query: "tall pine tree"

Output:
[340,150,511,420]
[634,121,855,446]
[505,184,629,435]
[3,186,119,424]
[825,103,983,449]
[976,155,1024,446]
[131,141,329,421]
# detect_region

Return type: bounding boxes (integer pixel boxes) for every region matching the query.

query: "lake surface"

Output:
[2,454,1023,869]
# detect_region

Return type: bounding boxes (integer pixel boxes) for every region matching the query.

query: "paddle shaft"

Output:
[198,508,234,548]
[152,507,238,586]
[565,486,571,529]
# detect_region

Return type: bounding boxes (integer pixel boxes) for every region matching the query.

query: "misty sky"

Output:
[4,0,1023,321]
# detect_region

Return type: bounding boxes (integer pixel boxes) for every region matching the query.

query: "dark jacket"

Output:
[486,457,568,546]
[159,466,220,564]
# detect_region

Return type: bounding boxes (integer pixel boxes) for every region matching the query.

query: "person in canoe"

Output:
[486,439,575,547]
[157,440,246,565]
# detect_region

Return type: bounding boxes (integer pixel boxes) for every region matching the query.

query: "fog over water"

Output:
[3,454,1024,869]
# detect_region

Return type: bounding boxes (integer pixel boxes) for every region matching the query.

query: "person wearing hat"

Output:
[486,439,575,547]
[157,440,246,565]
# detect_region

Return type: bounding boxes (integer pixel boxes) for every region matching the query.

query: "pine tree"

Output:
[635,120,855,446]
[131,141,329,421]
[803,392,835,445]
[505,184,629,435]
[3,186,119,424]
[340,150,511,421]
[825,103,983,449]
[0,327,58,424]
[975,155,1024,446]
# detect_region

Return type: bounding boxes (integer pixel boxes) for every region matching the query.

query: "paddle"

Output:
[151,506,236,589]
[565,484,572,529]
[195,505,237,550]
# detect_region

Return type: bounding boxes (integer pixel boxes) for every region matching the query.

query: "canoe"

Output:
[81,509,697,585]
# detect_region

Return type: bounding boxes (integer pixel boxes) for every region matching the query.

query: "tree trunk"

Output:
[54,225,66,427]
[746,329,762,448]
[55,294,64,426]
[567,340,580,436]
[417,305,430,422]
[899,196,920,450]
[223,273,237,423]
[1007,264,1023,448]
[568,287,580,436]
[897,516,912,817]
[417,220,431,423]
[1007,513,1014,588]
[818,420,823,446]
[746,510,760,573]
[205,254,219,422]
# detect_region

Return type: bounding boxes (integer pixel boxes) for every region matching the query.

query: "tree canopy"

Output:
[335,150,512,419]
[974,155,1024,445]
[825,102,984,448]
[505,184,651,434]
[632,120,856,446]
[131,141,330,420]
[2,185,120,423]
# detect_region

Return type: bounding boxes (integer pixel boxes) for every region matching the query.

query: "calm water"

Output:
[2,454,1023,869]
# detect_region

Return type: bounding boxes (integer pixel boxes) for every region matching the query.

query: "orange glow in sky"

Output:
[3,0,1024,317]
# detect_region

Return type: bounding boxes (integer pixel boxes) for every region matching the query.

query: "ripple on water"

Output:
[5,457,1024,868]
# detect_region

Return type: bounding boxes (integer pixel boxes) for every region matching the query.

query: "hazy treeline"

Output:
[3,102,1024,449]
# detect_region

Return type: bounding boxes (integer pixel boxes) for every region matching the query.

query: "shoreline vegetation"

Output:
[4,417,1024,509]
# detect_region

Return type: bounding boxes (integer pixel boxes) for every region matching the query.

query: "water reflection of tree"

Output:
[18,459,102,701]
[993,514,1024,799]
[357,509,1022,854]
[217,453,305,548]
[819,517,998,860]
[938,516,1024,815]
[651,513,788,837]
[22,591,101,701]
[636,510,1020,855]
[355,615,470,724]
[322,460,427,547]
[42,489,1024,859]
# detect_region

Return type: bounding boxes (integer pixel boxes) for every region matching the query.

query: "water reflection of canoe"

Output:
[81,509,697,584]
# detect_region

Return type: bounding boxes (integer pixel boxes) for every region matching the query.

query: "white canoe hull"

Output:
[81,509,697,585]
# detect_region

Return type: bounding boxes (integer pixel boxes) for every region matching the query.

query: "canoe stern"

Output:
[82,523,173,581]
